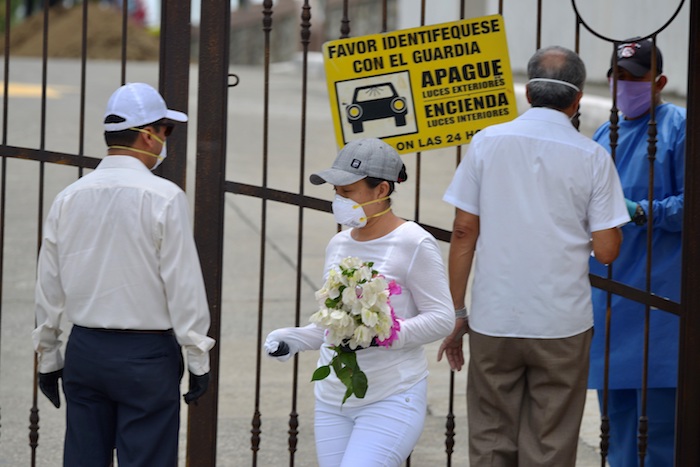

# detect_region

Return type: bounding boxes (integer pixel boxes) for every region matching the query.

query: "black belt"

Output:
[74,325,174,335]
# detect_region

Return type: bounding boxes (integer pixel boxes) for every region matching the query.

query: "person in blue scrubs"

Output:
[588,38,685,467]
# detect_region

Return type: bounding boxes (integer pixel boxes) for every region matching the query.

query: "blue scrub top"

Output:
[588,103,685,390]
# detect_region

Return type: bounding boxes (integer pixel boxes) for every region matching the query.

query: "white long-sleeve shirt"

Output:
[312,221,455,407]
[33,156,215,375]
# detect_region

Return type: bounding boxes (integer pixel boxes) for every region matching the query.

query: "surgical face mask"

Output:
[150,141,167,170]
[108,127,166,171]
[331,194,390,228]
[612,79,653,119]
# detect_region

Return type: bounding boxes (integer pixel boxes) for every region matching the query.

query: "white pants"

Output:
[314,378,428,467]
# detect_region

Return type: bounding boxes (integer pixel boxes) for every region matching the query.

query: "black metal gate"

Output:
[2,0,699,466]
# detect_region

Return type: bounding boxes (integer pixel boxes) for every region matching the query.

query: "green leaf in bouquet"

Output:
[342,385,354,404]
[311,365,331,381]
[325,296,341,309]
[352,369,368,399]
[338,348,358,368]
[331,354,343,374]
[336,366,353,387]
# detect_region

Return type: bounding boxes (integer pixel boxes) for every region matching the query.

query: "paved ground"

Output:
[0,55,645,466]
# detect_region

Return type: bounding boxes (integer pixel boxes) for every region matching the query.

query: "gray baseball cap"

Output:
[310,138,403,186]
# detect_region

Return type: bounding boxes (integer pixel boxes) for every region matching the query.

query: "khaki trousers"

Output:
[467,328,593,467]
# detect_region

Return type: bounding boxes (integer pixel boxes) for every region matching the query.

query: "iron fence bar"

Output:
[227,182,331,212]
[189,0,231,464]
[30,164,45,467]
[588,275,680,316]
[0,147,99,168]
[29,2,54,463]
[158,0,192,191]
[382,0,388,33]
[226,181,455,243]
[445,371,456,467]
[536,0,542,49]
[412,0,426,227]
[676,2,700,464]
[120,0,128,84]
[571,18,581,129]
[2,0,9,145]
[599,40,622,464]
[0,0,10,446]
[601,42,620,465]
[0,155,4,441]
[636,34,662,467]
[442,3,472,463]
[340,0,349,38]
[78,0,88,177]
[250,2,274,466]
[287,2,314,465]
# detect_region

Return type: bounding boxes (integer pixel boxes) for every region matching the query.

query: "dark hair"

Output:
[527,46,585,110]
[365,164,408,196]
[103,117,171,147]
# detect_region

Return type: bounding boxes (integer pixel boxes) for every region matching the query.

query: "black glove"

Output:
[183,372,210,405]
[268,341,290,357]
[38,369,63,408]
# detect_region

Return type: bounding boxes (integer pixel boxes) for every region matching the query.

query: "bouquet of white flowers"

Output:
[310,256,402,404]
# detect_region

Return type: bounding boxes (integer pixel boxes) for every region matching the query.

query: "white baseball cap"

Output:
[103,82,188,132]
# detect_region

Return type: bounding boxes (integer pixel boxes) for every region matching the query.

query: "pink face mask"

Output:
[611,80,653,119]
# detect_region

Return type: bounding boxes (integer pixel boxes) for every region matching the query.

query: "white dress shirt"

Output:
[33,156,215,375]
[443,107,629,338]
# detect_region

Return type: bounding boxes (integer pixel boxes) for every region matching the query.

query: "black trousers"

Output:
[62,326,184,467]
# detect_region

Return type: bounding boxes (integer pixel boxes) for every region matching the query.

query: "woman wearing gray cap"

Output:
[265,138,454,466]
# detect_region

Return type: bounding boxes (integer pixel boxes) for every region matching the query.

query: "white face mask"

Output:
[150,141,167,171]
[331,194,390,228]
[108,127,166,171]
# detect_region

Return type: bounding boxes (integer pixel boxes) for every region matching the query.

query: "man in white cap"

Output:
[33,82,215,466]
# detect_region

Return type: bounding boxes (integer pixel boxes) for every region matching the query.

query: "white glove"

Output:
[264,324,324,362]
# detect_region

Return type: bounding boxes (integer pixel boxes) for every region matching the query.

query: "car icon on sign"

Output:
[345,83,407,133]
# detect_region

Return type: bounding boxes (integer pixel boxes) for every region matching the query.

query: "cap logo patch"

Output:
[618,43,640,59]
[351,159,362,169]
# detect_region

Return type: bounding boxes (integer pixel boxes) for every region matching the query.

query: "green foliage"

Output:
[311,344,369,405]
[311,365,331,381]
[325,287,344,309]
[0,0,24,34]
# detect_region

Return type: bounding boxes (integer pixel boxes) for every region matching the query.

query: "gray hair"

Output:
[526,46,586,110]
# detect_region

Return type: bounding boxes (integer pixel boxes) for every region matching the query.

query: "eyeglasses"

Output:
[161,125,174,137]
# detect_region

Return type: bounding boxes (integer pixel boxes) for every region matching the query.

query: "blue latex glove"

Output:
[625,198,638,217]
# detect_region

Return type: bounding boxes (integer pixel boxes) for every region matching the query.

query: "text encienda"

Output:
[424,92,510,118]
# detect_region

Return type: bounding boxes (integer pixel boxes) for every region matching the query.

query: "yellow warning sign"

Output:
[323,15,517,154]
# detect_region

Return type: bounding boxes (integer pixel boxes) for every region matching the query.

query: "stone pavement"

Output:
[0,55,634,466]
